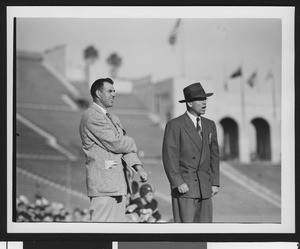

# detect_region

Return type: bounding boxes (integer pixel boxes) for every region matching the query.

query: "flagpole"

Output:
[180,19,185,77]
[229,63,247,162]
[240,59,249,162]
[222,35,228,91]
[222,23,228,91]
[240,59,245,125]
[223,64,228,91]
[272,75,276,119]
[270,61,276,119]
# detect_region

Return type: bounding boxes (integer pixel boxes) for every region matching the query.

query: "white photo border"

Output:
[7,6,295,234]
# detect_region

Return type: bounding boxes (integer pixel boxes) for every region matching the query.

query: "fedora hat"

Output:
[179,82,213,103]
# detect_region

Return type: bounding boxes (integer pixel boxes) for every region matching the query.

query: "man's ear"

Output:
[187,102,192,108]
[95,89,102,99]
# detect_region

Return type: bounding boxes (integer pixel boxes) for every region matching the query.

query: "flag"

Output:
[168,19,181,46]
[247,71,257,87]
[230,67,242,78]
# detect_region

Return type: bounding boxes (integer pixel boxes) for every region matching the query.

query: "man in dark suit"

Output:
[79,78,147,222]
[162,82,219,223]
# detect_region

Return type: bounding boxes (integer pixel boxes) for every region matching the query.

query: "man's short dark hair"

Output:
[90,78,114,99]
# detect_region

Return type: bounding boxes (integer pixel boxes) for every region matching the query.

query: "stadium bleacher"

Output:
[16,120,63,157]
[17,107,84,156]
[115,112,163,159]
[17,51,74,107]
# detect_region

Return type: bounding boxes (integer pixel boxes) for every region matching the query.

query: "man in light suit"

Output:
[79,78,147,222]
[162,82,219,223]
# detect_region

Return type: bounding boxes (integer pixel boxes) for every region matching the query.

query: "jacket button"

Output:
[192,157,196,159]
[194,179,198,182]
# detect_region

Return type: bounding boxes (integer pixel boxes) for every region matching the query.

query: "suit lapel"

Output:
[199,118,209,166]
[108,113,123,134]
[182,113,210,167]
[183,113,202,152]
[91,103,119,133]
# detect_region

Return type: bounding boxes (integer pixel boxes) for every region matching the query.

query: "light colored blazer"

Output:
[79,102,142,197]
[162,112,219,199]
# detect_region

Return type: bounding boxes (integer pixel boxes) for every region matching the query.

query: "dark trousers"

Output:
[172,196,212,223]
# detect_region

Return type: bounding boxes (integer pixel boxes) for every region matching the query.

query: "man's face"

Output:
[144,192,154,203]
[188,98,207,116]
[97,82,116,108]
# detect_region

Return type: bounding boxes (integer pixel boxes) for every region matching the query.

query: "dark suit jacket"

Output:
[162,112,219,199]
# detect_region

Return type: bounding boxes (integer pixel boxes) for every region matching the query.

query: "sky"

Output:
[15,9,282,84]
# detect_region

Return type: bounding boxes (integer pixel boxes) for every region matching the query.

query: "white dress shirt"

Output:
[186,111,202,130]
[94,102,107,115]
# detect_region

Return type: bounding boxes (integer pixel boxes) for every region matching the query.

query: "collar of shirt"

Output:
[93,102,107,115]
[186,111,201,128]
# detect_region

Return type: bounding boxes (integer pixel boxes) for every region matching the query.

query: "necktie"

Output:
[106,112,126,135]
[196,117,202,140]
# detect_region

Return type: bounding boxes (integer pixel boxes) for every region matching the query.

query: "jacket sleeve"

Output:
[122,152,142,168]
[113,114,143,167]
[162,121,185,189]
[86,114,137,154]
[210,121,220,186]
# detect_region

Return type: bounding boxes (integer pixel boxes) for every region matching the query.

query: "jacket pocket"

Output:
[97,167,121,193]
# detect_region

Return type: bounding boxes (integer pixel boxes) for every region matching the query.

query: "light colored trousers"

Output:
[90,195,126,222]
